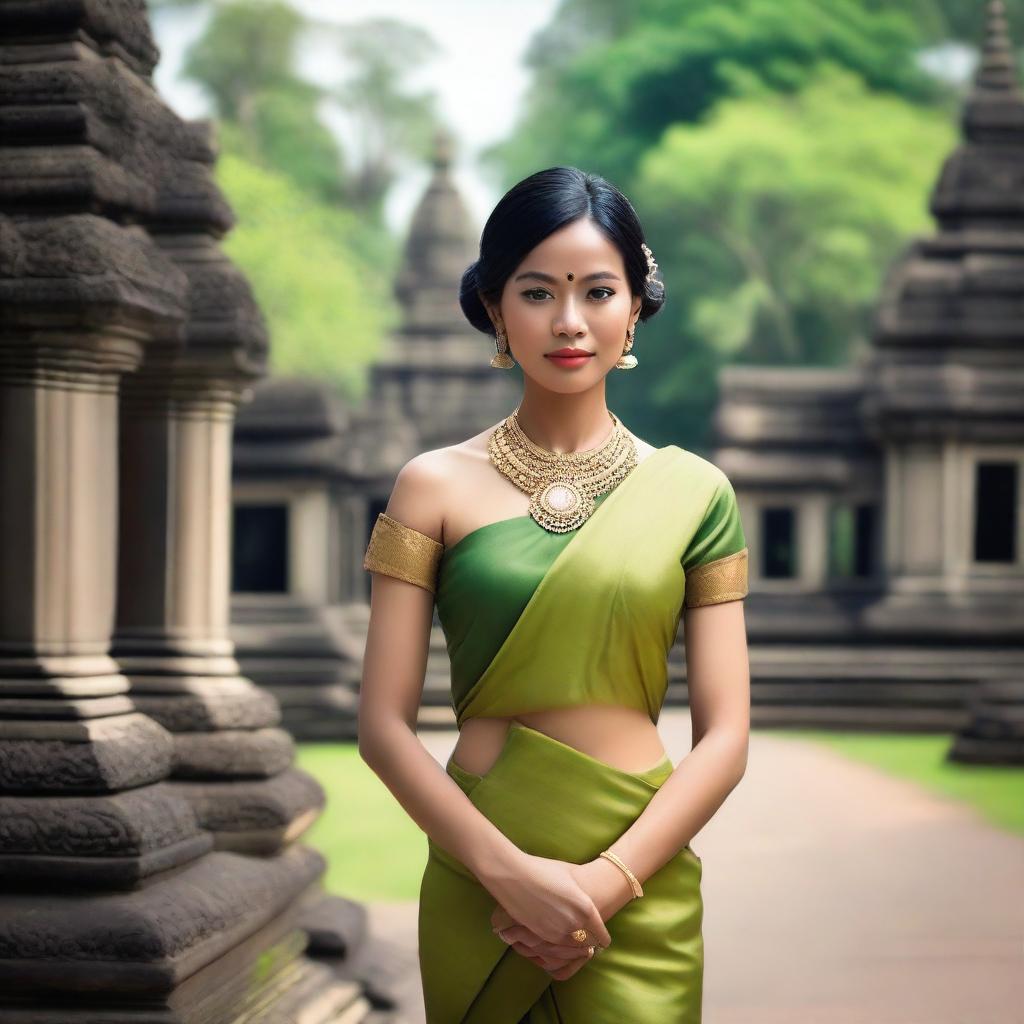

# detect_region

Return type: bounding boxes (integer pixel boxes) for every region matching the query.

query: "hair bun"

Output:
[459,260,495,336]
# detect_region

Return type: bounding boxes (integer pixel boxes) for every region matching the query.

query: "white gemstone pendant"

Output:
[529,480,595,532]
[546,483,576,512]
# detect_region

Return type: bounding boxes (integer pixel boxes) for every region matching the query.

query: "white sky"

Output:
[150,0,561,237]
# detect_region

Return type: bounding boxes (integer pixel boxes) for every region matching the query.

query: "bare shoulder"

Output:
[430,424,506,491]
[443,422,502,464]
[384,449,451,544]
[385,427,501,543]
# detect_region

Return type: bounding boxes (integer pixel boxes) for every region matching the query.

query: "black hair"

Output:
[459,166,666,337]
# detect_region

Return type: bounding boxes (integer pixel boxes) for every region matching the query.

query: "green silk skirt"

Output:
[419,722,704,1022]
[420,446,728,1022]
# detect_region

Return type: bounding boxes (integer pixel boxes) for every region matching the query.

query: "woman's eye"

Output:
[521,287,615,301]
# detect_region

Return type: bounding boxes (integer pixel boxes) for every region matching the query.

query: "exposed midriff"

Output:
[450,705,670,778]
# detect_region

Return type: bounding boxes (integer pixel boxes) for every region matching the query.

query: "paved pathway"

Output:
[362,710,1024,1023]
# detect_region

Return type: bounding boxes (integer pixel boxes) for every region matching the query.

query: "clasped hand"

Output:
[484,852,635,980]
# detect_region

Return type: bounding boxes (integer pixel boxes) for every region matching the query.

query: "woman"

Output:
[359,165,750,1023]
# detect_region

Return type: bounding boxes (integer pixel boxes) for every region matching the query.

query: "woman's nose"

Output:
[553,297,587,337]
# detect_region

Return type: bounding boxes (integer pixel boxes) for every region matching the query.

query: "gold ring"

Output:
[571,928,589,944]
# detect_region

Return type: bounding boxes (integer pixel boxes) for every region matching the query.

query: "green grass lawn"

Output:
[295,731,1024,902]
[294,742,429,902]
[767,729,1024,836]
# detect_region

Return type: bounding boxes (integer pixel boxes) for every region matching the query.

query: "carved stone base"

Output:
[0,846,355,1020]
[0,783,212,887]
[231,595,362,743]
[949,679,1024,764]
[164,769,324,854]
[0,713,173,792]
[301,894,412,1019]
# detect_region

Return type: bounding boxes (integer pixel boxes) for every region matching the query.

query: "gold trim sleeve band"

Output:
[363,512,444,596]
[684,547,749,609]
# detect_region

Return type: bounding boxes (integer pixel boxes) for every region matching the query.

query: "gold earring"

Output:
[490,325,516,368]
[615,324,638,369]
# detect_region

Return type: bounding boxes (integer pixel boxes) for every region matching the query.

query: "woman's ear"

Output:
[479,291,503,333]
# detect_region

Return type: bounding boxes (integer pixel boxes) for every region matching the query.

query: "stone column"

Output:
[861,0,1024,762]
[111,130,324,853]
[0,2,386,1018]
[947,0,1024,765]
[0,219,201,886]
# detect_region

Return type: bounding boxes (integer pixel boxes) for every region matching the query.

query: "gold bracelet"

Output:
[599,850,644,899]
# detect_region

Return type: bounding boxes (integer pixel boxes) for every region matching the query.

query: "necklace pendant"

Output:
[487,408,638,535]
[529,479,594,532]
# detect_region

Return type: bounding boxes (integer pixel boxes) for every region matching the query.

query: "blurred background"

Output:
[151,0,1024,1016]
[1,0,1021,1021]
[149,0,1021,446]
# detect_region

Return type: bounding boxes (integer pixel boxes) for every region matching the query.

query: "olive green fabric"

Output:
[419,722,704,1023]
[442,445,738,727]
[419,446,744,1021]
[681,474,746,572]
[435,489,613,706]
[436,446,746,725]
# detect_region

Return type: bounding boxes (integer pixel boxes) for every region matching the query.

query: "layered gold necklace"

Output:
[487,407,638,533]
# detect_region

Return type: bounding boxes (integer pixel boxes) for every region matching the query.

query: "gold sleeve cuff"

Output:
[684,547,748,608]
[363,512,444,596]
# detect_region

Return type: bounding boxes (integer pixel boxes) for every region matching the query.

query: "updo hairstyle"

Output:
[459,165,666,338]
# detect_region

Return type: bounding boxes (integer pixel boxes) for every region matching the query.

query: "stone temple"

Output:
[0,1,409,1019]
[2,0,1021,1017]
[711,0,1024,763]
[226,5,1023,766]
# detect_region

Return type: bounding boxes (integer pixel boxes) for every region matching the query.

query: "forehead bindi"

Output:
[513,269,621,285]
[517,221,626,283]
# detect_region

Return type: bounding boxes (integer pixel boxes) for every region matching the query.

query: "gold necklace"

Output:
[487,407,638,532]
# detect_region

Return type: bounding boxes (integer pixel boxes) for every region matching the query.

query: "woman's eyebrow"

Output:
[513,270,622,283]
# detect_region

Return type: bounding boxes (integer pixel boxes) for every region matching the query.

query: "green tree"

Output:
[330,18,445,221]
[243,84,349,203]
[154,0,446,393]
[482,0,1007,449]
[612,68,955,448]
[483,0,946,190]
[214,147,400,394]
[181,0,305,124]
[180,0,348,205]
[863,0,1024,47]
[177,2,446,219]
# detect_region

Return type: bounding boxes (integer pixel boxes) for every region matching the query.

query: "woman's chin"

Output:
[530,371,604,394]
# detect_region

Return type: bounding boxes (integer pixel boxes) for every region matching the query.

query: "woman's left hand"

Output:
[490,857,637,977]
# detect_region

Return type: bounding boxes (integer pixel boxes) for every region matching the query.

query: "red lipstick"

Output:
[545,347,595,368]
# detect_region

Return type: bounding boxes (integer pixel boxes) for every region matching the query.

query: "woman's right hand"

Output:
[479,851,612,952]
[491,902,598,979]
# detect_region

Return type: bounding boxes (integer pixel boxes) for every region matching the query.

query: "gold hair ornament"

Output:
[640,241,659,286]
